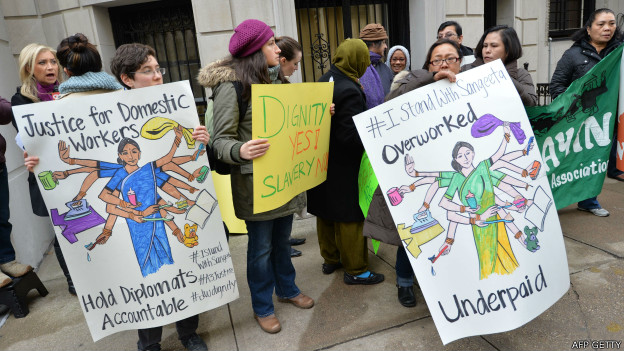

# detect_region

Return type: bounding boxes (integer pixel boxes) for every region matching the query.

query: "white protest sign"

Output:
[13,81,238,341]
[354,60,569,344]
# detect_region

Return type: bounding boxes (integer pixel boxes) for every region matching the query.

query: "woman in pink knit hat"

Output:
[198,19,312,334]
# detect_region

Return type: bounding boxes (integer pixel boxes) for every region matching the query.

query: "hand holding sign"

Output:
[241,138,269,160]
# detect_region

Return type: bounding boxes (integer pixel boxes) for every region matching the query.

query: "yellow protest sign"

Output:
[251,82,334,213]
[211,173,247,233]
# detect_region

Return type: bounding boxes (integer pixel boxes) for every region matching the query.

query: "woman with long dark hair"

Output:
[198,19,310,334]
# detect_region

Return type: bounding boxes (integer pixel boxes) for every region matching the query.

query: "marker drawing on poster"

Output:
[353,60,570,344]
[251,82,333,213]
[13,81,238,341]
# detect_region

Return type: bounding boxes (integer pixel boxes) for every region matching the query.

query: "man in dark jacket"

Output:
[307,39,384,285]
[437,21,475,65]
[0,96,33,287]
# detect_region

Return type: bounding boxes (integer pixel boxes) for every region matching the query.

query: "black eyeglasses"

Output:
[429,57,459,66]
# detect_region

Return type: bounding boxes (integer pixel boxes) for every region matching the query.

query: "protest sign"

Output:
[13,81,238,341]
[211,173,246,233]
[251,82,333,213]
[353,60,569,344]
[527,44,623,208]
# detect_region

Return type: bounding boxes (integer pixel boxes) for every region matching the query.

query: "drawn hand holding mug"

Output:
[38,171,58,190]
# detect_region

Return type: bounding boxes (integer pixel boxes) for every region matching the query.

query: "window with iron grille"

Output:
[295,0,409,82]
[549,0,595,39]
[109,0,206,117]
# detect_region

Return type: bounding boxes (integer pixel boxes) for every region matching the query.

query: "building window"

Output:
[109,0,206,117]
[548,0,595,39]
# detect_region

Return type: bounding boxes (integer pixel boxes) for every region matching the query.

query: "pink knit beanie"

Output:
[229,19,274,57]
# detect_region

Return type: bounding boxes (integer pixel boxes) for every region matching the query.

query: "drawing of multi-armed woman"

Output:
[95,127,194,276]
[392,124,538,279]
[53,125,207,248]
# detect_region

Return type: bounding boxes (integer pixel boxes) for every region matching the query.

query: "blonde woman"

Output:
[9,43,74,294]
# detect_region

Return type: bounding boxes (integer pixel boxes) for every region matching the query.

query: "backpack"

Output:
[205,81,247,175]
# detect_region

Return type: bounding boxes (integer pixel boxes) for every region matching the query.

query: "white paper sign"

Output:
[13,81,238,341]
[353,60,569,344]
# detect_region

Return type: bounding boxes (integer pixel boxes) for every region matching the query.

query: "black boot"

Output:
[54,238,76,295]
[397,285,416,307]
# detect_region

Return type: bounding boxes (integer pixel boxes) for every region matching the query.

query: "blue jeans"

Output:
[395,245,414,287]
[246,215,300,317]
[0,163,15,264]
[578,197,600,210]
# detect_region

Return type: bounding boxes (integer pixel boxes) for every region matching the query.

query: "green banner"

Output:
[526,44,623,209]
[358,152,378,217]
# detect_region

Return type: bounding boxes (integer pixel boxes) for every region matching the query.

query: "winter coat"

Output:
[197,61,305,221]
[550,38,623,100]
[364,69,435,245]
[374,60,394,96]
[0,96,11,163]
[459,44,474,57]
[10,90,48,216]
[307,65,367,222]
[385,69,436,101]
[462,58,538,107]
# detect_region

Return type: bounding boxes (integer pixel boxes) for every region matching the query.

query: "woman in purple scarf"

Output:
[9,43,76,294]
[359,23,394,108]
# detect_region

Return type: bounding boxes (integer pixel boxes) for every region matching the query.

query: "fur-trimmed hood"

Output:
[197,60,238,88]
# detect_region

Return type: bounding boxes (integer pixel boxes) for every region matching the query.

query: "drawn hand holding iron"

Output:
[388,115,549,280]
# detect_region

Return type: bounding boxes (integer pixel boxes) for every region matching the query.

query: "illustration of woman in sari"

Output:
[51,136,204,245]
[98,128,186,277]
[396,124,537,279]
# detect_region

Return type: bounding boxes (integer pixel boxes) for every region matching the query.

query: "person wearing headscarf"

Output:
[307,39,385,285]
[386,45,411,92]
[359,23,393,108]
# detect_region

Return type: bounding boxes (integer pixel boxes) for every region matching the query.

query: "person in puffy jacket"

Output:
[197,19,311,335]
[549,8,623,217]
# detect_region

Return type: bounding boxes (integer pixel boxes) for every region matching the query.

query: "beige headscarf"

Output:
[332,39,370,83]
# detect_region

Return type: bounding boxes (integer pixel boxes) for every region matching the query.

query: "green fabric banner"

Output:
[526,45,623,209]
[358,152,381,254]
[358,152,378,217]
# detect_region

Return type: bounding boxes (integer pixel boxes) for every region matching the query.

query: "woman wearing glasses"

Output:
[463,25,537,107]
[367,39,464,307]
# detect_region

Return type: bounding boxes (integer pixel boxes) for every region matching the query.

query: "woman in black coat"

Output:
[549,8,623,216]
[307,39,385,285]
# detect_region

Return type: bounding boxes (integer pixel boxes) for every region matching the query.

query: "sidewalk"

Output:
[0,180,623,350]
